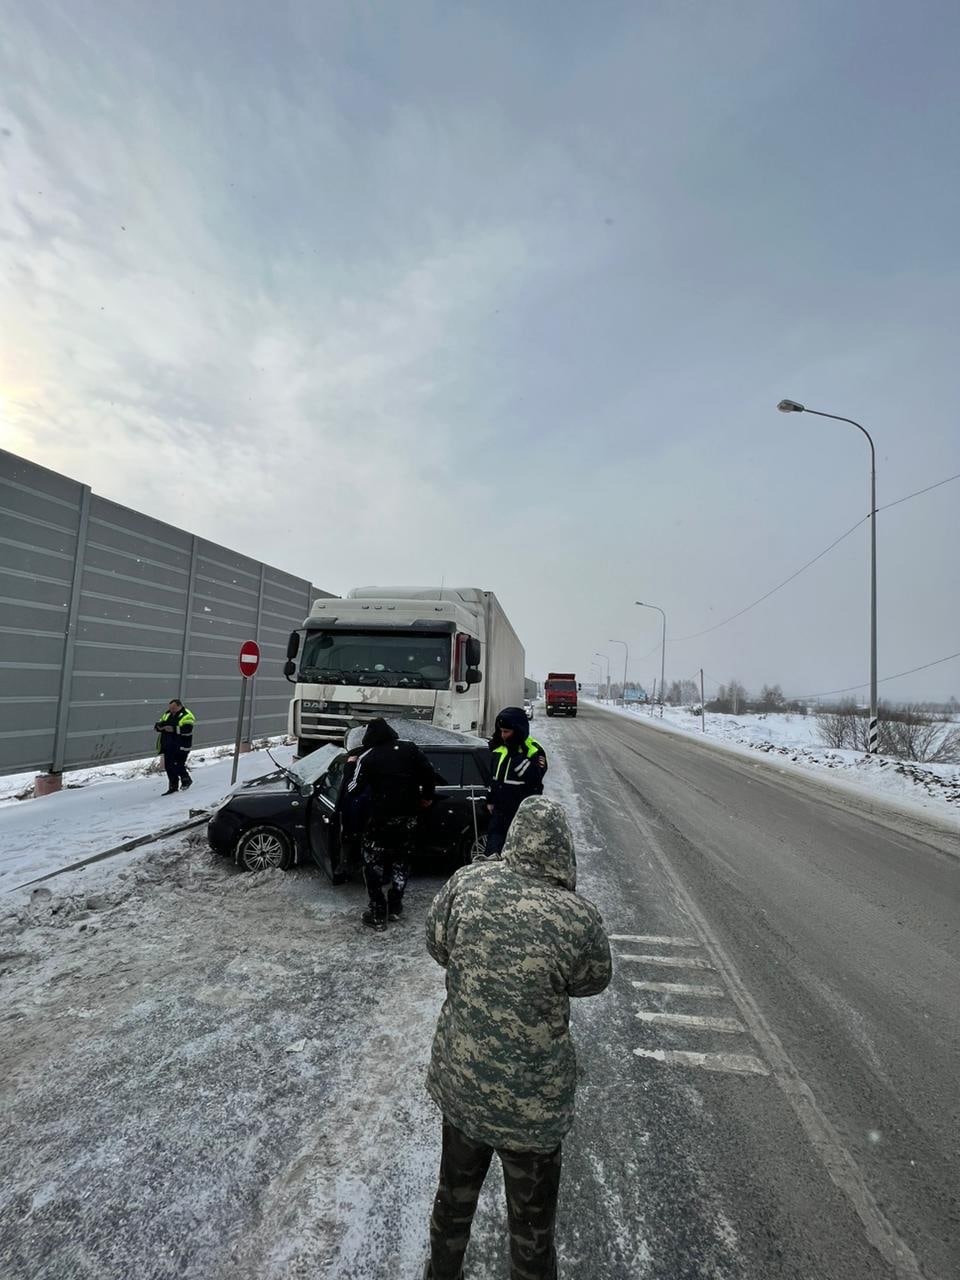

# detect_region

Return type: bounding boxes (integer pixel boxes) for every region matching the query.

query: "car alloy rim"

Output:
[244,831,284,870]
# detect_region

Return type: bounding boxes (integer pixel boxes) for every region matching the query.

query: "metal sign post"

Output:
[231,641,261,786]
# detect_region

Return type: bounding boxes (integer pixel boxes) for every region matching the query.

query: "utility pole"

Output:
[700,668,705,733]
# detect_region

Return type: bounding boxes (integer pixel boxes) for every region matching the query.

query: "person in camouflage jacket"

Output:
[423,795,612,1280]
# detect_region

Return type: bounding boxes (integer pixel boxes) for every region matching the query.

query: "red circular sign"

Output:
[238,640,261,677]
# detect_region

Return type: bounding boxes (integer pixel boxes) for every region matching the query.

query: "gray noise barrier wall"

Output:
[0,448,331,777]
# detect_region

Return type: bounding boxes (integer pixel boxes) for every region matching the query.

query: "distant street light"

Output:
[593,651,610,702]
[635,602,666,717]
[608,639,629,705]
[777,399,878,753]
[589,660,603,700]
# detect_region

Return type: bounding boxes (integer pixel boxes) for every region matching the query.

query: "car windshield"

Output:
[299,630,451,690]
[286,743,342,787]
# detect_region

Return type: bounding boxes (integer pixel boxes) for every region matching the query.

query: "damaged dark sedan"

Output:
[207,721,491,880]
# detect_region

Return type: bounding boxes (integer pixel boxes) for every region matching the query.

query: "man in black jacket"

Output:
[486,706,547,857]
[346,718,438,931]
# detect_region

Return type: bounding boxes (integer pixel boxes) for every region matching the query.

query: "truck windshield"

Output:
[299,630,451,690]
[546,680,577,692]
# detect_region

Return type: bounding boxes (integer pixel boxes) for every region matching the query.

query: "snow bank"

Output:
[590,700,960,823]
[0,740,295,894]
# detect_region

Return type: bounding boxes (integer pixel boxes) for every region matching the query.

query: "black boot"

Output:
[361,905,386,932]
[162,786,178,795]
[180,777,192,790]
[387,897,403,922]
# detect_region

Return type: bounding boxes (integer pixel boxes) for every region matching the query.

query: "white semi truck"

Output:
[284,586,525,753]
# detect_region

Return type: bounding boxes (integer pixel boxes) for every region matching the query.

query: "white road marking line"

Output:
[634,1048,769,1076]
[608,934,699,945]
[618,953,716,969]
[619,790,926,1280]
[635,1009,745,1033]
[631,980,725,996]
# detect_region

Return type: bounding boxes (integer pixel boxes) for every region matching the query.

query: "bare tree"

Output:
[815,701,960,762]
[758,684,786,712]
[680,678,699,704]
[815,702,858,749]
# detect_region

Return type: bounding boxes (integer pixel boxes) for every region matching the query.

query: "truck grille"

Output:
[299,702,434,744]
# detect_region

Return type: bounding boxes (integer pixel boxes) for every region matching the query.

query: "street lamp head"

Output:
[777,399,805,413]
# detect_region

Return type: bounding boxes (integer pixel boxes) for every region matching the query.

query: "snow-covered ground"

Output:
[0,718,593,1280]
[589,700,960,823]
[0,740,295,894]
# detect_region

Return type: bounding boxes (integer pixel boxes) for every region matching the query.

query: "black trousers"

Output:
[162,745,191,789]
[361,815,416,911]
[427,1119,561,1280]
[485,807,518,857]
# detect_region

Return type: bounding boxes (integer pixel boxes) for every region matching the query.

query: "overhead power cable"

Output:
[786,649,960,702]
[670,471,960,644]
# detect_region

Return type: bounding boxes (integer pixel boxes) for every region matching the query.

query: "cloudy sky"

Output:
[2,0,958,700]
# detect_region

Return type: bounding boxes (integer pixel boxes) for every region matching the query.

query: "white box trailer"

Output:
[285,586,525,750]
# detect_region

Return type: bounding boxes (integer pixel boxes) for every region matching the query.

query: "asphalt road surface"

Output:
[1,705,956,1279]
[553,703,958,1280]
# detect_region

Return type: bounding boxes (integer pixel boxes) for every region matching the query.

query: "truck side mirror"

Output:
[578,683,582,691]
[466,638,481,667]
[465,668,482,686]
[283,658,297,680]
[286,632,301,660]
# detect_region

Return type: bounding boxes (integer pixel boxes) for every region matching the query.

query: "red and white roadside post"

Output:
[231,641,261,786]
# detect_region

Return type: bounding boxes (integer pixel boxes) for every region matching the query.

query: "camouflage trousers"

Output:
[426,1119,561,1280]
[361,815,416,911]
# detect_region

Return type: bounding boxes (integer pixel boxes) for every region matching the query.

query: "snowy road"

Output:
[1,707,958,1278]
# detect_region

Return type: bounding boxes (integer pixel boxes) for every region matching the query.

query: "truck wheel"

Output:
[570,710,577,717]
[236,826,293,872]
[546,709,554,717]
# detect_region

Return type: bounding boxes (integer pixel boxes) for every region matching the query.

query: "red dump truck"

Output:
[544,672,579,717]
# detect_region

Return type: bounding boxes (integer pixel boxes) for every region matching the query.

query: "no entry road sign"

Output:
[238,640,261,678]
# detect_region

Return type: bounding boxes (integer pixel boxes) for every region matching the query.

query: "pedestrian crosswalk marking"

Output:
[635,1009,745,1033]
[608,934,698,945]
[631,980,725,996]
[634,1048,769,1076]
[618,953,715,970]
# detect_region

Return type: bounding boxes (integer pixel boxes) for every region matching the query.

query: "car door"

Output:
[419,749,469,854]
[307,752,348,882]
[459,747,491,852]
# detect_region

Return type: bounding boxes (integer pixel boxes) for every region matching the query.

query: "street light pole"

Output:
[778,400,878,753]
[608,639,629,705]
[635,602,666,718]
[593,651,610,702]
[589,661,603,700]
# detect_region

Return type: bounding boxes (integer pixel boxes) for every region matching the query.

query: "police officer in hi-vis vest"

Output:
[154,698,196,795]
[484,706,547,856]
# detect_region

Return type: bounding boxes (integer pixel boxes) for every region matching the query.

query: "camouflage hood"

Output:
[501,795,576,890]
[424,797,611,1152]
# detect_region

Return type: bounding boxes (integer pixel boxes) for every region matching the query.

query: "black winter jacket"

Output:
[346,720,437,822]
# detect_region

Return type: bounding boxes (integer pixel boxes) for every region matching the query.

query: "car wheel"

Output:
[236,825,293,872]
